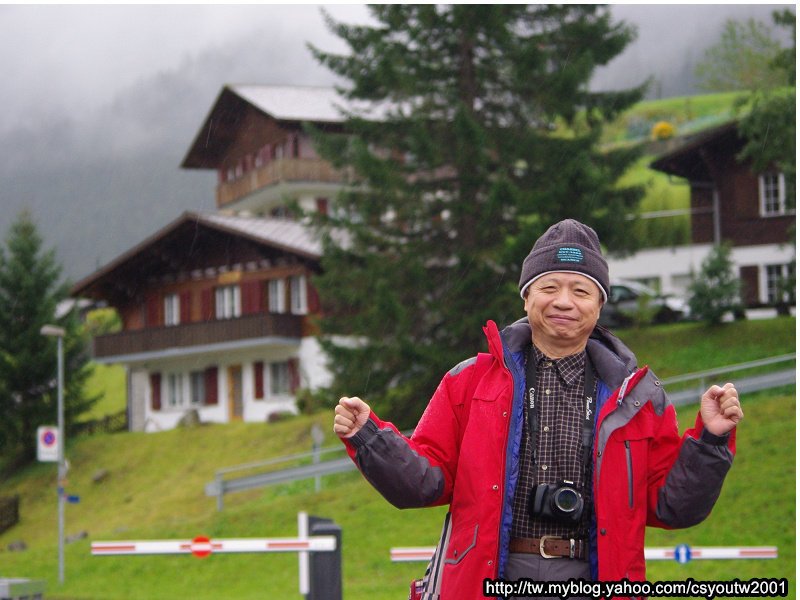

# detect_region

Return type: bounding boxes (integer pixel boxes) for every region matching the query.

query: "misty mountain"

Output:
[0,4,789,284]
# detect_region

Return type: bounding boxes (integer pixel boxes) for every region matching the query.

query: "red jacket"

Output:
[343,319,736,599]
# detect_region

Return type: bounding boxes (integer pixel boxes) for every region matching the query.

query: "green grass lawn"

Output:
[80,362,126,422]
[0,317,794,599]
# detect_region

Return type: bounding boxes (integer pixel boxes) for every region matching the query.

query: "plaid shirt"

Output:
[511,345,595,540]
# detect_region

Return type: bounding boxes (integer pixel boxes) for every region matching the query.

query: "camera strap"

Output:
[524,345,596,471]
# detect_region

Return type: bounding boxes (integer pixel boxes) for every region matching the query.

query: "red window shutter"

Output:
[287,358,300,394]
[241,280,263,315]
[180,291,192,323]
[150,373,162,411]
[204,367,218,405]
[201,288,214,321]
[146,293,160,327]
[307,279,320,314]
[254,361,264,399]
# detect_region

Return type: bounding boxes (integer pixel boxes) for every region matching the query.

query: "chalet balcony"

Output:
[92,313,303,360]
[217,157,347,207]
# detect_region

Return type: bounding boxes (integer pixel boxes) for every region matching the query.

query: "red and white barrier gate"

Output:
[92,513,341,600]
[91,535,336,557]
[390,545,778,563]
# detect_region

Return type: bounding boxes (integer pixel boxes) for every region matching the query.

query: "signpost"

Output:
[37,426,59,462]
[40,324,66,585]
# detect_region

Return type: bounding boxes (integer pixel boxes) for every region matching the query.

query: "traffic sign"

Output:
[37,426,59,462]
[675,543,692,564]
[189,536,213,558]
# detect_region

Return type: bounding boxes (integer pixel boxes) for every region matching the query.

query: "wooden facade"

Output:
[651,122,793,248]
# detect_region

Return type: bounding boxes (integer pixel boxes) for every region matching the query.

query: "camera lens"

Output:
[554,487,579,513]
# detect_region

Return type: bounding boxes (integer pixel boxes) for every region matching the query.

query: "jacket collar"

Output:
[489,317,637,390]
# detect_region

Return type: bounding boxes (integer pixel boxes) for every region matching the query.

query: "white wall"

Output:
[607,243,795,301]
[129,337,332,432]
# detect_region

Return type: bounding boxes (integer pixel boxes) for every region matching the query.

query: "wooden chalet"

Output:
[71,211,326,431]
[181,84,352,215]
[650,121,794,307]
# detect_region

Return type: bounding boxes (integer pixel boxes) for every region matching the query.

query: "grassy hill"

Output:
[602,90,746,249]
[0,318,794,599]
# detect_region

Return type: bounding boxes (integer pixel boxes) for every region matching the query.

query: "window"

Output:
[268,279,286,314]
[215,285,241,319]
[166,373,182,408]
[290,275,308,315]
[164,294,180,326]
[270,362,290,395]
[759,172,788,216]
[189,371,205,406]
[765,263,795,304]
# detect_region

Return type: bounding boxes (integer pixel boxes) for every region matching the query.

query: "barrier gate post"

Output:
[308,516,342,600]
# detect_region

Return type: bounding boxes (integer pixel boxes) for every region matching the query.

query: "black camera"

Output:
[528,480,584,525]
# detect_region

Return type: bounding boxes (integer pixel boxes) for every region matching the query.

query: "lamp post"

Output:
[40,324,66,585]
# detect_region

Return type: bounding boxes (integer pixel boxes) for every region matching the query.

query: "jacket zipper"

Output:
[624,440,633,509]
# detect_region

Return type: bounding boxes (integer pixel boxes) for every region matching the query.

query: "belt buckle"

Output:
[539,535,559,559]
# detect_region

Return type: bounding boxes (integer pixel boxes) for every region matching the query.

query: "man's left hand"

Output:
[700,382,743,436]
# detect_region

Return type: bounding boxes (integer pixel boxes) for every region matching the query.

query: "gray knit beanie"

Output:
[518,219,609,301]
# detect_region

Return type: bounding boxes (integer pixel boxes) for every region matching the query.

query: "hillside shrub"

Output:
[688,243,743,324]
[651,120,676,140]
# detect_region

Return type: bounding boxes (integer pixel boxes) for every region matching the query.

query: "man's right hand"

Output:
[333,396,371,439]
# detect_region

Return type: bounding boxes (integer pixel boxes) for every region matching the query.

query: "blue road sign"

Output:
[674,544,692,564]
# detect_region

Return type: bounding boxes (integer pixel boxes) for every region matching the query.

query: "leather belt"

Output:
[509,536,587,559]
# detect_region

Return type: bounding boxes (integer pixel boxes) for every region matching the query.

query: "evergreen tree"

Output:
[0,211,95,466]
[687,243,742,326]
[307,5,645,424]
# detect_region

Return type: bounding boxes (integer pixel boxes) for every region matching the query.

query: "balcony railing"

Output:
[217,158,346,207]
[93,313,303,360]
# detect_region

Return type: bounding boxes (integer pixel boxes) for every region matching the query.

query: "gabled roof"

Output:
[650,120,742,182]
[231,84,349,123]
[71,211,321,301]
[181,85,348,169]
[181,84,393,169]
[199,211,321,257]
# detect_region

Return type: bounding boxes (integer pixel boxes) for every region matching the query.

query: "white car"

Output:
[599,280,690,328]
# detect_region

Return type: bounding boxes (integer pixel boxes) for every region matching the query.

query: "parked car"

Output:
[598,280,690,328]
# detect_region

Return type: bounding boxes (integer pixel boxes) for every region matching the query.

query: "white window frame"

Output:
[189,371,205,406]
[215,285,241,320]
[269,362,290,396]
[268,279,286,314]
[290,275,308,315]
[759,172,788,217]
[764,263,794,304]
[166,373,183,409]
[164,293,180,326]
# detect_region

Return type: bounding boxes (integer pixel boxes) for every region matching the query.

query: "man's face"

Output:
[523,272,603,354]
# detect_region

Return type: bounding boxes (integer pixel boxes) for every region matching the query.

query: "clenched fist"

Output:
[333,396,371,439]
[700,382,743,436]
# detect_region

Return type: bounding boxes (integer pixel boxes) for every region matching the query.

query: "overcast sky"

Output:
[0,4,791,282]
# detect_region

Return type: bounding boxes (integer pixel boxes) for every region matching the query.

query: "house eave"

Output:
[93,335,301,366]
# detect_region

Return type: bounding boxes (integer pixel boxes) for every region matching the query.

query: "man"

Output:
[333,219,742,600]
